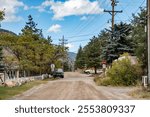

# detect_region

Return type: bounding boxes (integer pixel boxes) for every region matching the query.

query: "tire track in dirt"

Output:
[12,72,134,100]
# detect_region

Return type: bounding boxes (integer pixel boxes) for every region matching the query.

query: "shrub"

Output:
[94,77,111,86]
[106,56,142,86]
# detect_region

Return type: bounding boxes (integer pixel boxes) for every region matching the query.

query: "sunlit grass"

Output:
[0,78,57,100]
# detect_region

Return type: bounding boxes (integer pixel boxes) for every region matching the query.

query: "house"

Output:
[0,29,19,85]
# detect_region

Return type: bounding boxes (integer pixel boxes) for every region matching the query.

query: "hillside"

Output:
[0,28,16,35]
[68,52,76,61]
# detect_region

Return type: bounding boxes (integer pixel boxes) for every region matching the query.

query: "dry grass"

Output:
[129,87,150,99]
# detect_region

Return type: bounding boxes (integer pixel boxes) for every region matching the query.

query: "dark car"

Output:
[52,68,64,78]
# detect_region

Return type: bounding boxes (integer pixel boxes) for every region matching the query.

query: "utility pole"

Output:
[59,35,68,70]
[147,0,150,85]
[59,35,67,48]
[104,0,122,32]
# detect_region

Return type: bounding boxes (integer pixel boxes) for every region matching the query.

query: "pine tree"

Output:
[131,8,147,73]
[0,10,5,27]
[21,15,43,38]
[84,36,102,74]
[101,22,133,64]
[47,36,53,44]
[75,46,85,69]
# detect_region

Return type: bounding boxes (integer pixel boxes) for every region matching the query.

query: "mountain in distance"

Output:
[0,28,17,35]
[68,52,76,61]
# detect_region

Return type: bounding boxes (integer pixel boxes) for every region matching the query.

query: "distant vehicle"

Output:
[84,69,94,74]
[52,68,64,78]
[84,69,103,74]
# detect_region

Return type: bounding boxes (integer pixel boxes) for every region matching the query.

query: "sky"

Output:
[0,0,147,53]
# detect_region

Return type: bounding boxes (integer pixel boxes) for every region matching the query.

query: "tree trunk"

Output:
[17,70,19,79]
[24,70,26,77]
[94,66,97,74]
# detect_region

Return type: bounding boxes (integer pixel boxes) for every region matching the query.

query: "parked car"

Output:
[52,68,64,78]
[84,69,94,74]
[84,69,103,74]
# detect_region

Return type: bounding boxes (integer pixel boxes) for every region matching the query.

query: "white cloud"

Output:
[36,0,103,20]
[0,0,28,22]
[24,5,29,10]
[65,43,74,49]
[80,16,87,20]
[47,24,61,33]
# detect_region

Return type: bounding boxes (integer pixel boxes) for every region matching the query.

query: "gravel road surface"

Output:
[12,72,134,100]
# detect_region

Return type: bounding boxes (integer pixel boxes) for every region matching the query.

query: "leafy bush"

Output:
[106,56,142,86]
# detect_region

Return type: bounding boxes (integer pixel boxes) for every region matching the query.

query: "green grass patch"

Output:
[0,79,54,100]
[43,77,58,81]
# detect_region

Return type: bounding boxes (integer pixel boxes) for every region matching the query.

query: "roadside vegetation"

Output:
[0,77,58,100]
[0,80,46,100]
[75,8,146,88]
[94,53,142,86]
[0,14,67,77]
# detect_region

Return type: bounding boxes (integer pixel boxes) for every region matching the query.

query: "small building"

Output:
[0,29,19,84]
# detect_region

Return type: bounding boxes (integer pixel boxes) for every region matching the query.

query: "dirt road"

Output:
[12,72,134,100]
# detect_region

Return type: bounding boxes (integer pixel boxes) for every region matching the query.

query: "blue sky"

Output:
[0,0,146,52]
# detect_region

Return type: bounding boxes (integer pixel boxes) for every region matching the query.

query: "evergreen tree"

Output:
[21,15,43,38]
[47,36,52,44]
[131,8,147,73]
[98,30,109,63]
[75,46,85,69]
[0,10,5,27]
[101,22,133,64]
[84,36,102,74]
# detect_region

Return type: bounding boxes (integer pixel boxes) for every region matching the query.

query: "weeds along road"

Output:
[12,72,134,100]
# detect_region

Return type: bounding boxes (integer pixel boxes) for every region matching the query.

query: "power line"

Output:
[119,1,132,22]
[62,0,146,45]
[133,0,146,14]
[66,33,97,38]
[74,0,109,34]
[68,39,90,43]
[91,21,108,34]
[70,0,109,35]
[116,0,146,24]
[69,0,103,34]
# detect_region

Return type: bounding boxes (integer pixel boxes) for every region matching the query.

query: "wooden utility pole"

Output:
[147,0,150,84]
[104,0,122,32]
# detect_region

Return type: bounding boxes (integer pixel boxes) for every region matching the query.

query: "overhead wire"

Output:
[68,0,103,35]
[74,0,109,35]
[64,0,147,45]
[133,0,146,14]
[66,0,110,43]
